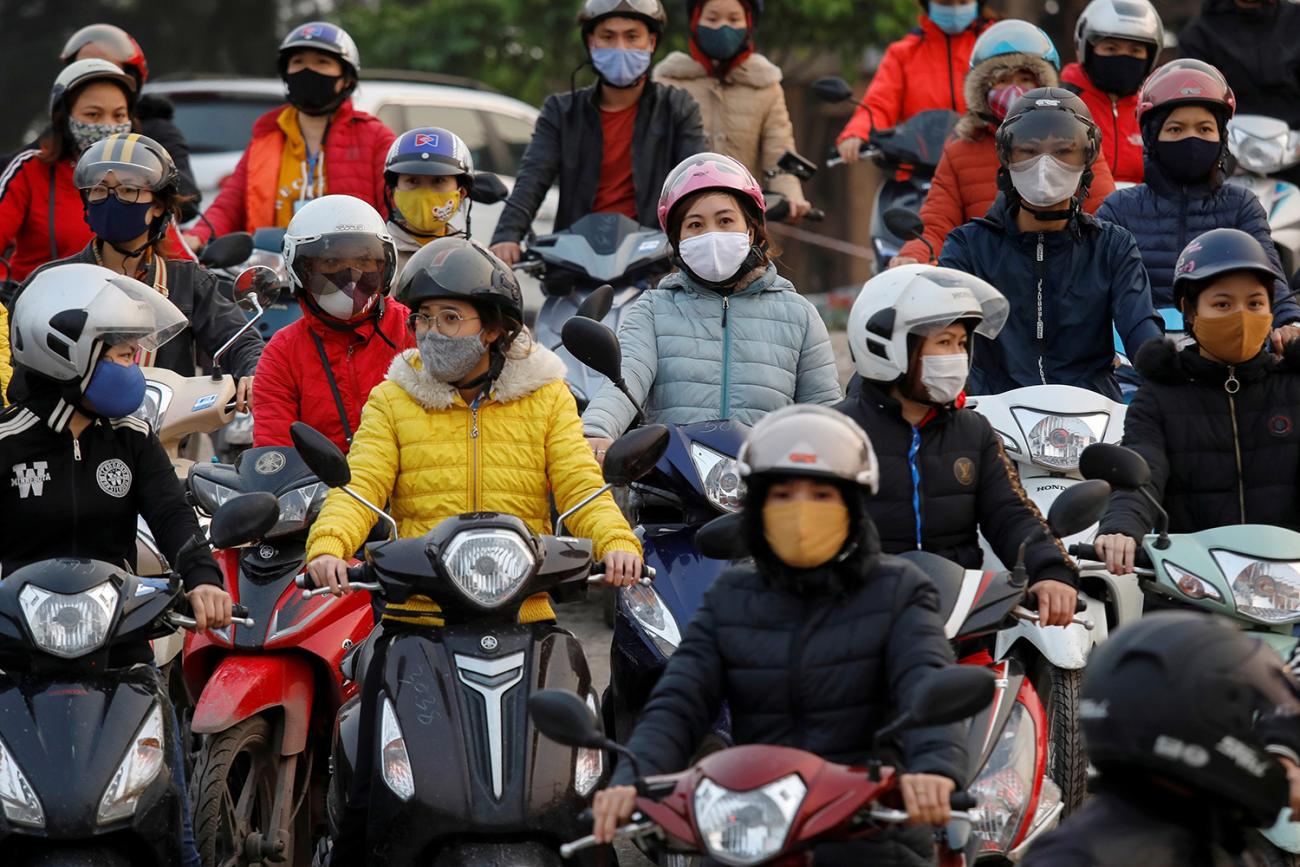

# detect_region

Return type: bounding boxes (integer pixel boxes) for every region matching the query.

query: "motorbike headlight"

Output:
[694,774,806,866]
[690,443,744,513]
[574,692,604,797]
[441,528,536,609]
[130,381,172,432]
[1011,409,1110,472]
[380,694,415,801]
[995,430,1020,455]
[970,701,1036,854]
[190,475,239,516]
[1212,550,1300,624]
[19,580,118,658]
[97,704,165,825]
[269,482,327,537]
[0,735,43,827]
[1164,562,1224,603]
[1230,129,1289,175]
[621,583,681,658]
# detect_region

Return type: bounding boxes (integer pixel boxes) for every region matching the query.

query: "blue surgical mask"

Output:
[83,359,146,419]
[695,25,749,61]
[86,196,155,244]
[928,1,979,35]
[591,47,653,88]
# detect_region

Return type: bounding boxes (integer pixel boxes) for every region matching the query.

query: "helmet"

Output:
[395,236,524,325]
[73,133,178,194]
[657,152,765,232]
[970,20,1061,71]
[1074,0,1163,78]
[1136,58,1236,129]
[50,58,135,116]
[283,195,398,323]
[847,265,1009,382]
[738,405,880,493]
[10,264,185,383]
[384,128,474,189]
[278,21,361,78]
[1172,228,1280,311]
[1082,611,1292,826]
[579,0,668,35]
[996,87,1101,169]
[60,24,149,86]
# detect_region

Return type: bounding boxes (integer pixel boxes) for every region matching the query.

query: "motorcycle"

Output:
[762,149,827,224]
[1074,442,1300,863]
[0,497,265,864]
[284,418,669,864]
[530,666,993,866]
[1227,115,1300,280]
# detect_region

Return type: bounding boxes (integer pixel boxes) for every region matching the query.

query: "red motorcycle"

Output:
[182,444,374,866]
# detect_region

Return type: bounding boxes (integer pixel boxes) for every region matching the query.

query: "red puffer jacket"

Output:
[0,153,91,284]
[191,99,395,244]
[252,298,414,452]
[1061,63,1144,185]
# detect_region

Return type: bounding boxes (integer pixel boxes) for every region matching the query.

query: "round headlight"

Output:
[693,774,805,865]
[19,580,119,658]
[441,529,536,608]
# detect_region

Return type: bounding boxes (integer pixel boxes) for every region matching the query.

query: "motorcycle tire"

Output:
[1043,665,1088,815]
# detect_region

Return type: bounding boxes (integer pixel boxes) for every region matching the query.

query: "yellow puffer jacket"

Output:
[0,304,10,406]
[305,341,640,624]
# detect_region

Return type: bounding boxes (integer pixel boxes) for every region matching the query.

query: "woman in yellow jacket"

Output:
[0,304,11,404]
[304,236,643,621]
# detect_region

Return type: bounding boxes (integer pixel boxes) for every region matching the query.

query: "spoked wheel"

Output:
[1042,665,1087,815]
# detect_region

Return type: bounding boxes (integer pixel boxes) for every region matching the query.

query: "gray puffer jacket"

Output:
[581,264,841,438]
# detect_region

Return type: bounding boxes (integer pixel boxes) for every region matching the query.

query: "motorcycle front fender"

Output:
[994,591,1107,670]
[191,653,314,755]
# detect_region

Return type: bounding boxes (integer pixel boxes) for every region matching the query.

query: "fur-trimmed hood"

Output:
[955,53,1059,141]
[654,50,782,88]
[386,337,568,410]
[1134,337,1300,386]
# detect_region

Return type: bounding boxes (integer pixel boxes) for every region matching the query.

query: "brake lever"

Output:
[1011,605,1095,631]
[559,820,658,859]
[167,612,255,630]
[301,582,381,599]
[868,807,979,824]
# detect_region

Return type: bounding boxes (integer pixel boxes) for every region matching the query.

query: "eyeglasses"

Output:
[85,184,153,204]
[408,310,481,336]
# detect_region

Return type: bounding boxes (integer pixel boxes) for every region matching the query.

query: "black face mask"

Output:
[1085,53,1149,97]
[285,69,344,116]
[1153,136,1223,185]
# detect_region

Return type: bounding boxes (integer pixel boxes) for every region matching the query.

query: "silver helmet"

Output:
[738,405,879,493]
[1075,0,1163,77]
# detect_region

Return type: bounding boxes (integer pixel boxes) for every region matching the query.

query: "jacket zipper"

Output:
[720,296,732,420]
[469,396,481,510]
[1225,368,1246,522]
[71,436,82,552]
[1110,98,1121,172]
[909,426,924,549]
[946,36,958,110]
[1035,233,1047,384]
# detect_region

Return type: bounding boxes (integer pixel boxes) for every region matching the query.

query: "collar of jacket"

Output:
[855,376,956,426]
[385,220,425,253]
[661,261,785,299]
[655,50,782,88]
[252,98,357,139]
[299,295,387,344]
[1134,337,1298,386]
[386,338,568,410]
[977,193,1096,242]
[1139,151,1222,199]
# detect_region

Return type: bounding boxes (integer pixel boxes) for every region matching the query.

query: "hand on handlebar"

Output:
[307,554,354,596]
[602,551,645,588]
[1092,533,1138,576]
[592,785,639,844]
[836,137,865,165]
[490,242,522,266]
[186,585,234,631]
[888,255,920,269]
[1027,579,1078,628]
[898,773,955,827]
[586,436,613,467]
[235,376,254,414]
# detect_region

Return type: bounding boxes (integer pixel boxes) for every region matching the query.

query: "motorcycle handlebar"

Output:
[1022,593,1088,614]
[588,562,655,585]
[950,791,978,811]
[1068,543,1153,570]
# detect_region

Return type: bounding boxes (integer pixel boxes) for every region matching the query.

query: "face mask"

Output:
[1153,136,1223,185]
[918,353,969,404]
[392,188,463,237]
[417,329,487,384]
[678,231,752,284]
[1192,309,1273,365]
[68,119,132,153]
[695,24,749,60]
[86,197,155,244]
[762,499,851,570]
[307,268,383,322]
[1085,53,1149,97]
[987,84,1029,122]
[928,1,979,35]
[83,359,146,419]
[590,47,653,88]
[1009,154,1086,208]
[285,68,344,116]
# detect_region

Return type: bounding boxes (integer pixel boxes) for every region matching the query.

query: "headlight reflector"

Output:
[441,529,536,608]
[1230,128,1288,175]
[693,773,806,865]
[270,482,327,537]
[574,693,604,797]
[380,695,415,801]
[970,701,1035,853]
[1212,550,1300,623]
[691,443,744,513]
[1012,410,1110,472]
[621,583,681,658]
[19,580,118,658]
[97,704,165,824]
[0,735,43,827]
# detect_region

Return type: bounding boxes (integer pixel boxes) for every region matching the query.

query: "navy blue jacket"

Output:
[939,194,1162,400]
[1096,158,1299,322]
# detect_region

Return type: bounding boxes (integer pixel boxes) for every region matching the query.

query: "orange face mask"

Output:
[1192,309,1273,365]
[762,499,850,569]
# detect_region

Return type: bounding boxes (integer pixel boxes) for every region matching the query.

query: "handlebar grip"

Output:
[589,562,656,579]
[1021,594,1088,614]
[232,604,249,618]
[806,208,826,222]
[294,574,310,589]
[1069,543,1099,561]
[347,564,368,582]
[950,792,978,811]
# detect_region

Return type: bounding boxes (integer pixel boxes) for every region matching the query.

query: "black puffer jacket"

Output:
[490,81,706,244]
[836,381,1076,585]
[1098,339,1300,541]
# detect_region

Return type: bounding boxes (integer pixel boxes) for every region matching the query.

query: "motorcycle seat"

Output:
[896,550,966,623]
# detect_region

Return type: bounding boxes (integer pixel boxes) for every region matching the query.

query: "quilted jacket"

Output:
[1060,63,1144,185]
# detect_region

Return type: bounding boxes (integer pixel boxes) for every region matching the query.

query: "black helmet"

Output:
[579,0,668,35]
[1173,228,1281,312]
[396,236,524,326]
[996,87,1100,206]
[1082,611,1292,826]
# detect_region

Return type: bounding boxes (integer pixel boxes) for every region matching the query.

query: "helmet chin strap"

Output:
[1018,201,1077,222]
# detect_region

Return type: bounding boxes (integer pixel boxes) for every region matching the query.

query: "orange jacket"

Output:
[837,15,994,142]
[898,129,1117,262]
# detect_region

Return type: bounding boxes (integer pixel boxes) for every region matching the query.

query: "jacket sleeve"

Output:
[188,267,264,380]
[134,429,222,590]
[581,295,658,439]
[900,142,963,262]
[793,300,843,405]
[672,88,709,162]
[491,96,563,246]
[1237,193,1300,326]
[935,224,975,272]
[251,331,299,447]
[0,158,33,254]
[885,566,968,785]
[610,579,726,785]
[543,383,641,559]
[838,43,906,142]
[1096,383,1167,541]
[193,145,252,243]
[1083,153,1117,214]
[1109,229,1163,357]
[0,304,10,407]
[760,86,803,202]
[974,418,1076,586]
[305,389,400,561]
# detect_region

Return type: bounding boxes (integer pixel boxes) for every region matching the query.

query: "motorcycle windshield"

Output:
[969,386,1125,474]
[871,109,958,171]
[531,213,670,283]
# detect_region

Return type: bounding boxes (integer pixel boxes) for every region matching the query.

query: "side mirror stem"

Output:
[1139,487,1172,549]
[616,380,645,428]
[872,711,913,744]
[920,236,936,265]
[604,740,651,797]
[341,484,399,541]
[555,482,612,537]
[213,295,264,374]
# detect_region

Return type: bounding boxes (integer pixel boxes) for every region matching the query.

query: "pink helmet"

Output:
[657,153,766,232]
[1137,59,1236,127]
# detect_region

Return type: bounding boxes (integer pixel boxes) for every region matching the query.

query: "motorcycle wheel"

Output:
[1043,666,1087,815]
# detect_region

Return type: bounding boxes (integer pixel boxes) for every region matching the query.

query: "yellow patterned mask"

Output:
[393,188,463,238]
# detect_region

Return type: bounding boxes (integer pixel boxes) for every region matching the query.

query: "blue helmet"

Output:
[383,127,474,191]
[969,19,1061,71]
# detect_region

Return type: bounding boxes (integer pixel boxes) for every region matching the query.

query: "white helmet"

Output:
[847,265,1009,383]
[1075,0,1163,77]
[10,264,185,383]
[738,405,880,493]
[283,195,398,322]
[49,58,135,115]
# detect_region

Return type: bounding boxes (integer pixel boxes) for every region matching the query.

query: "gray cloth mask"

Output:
[68,119,132,153]
[417,329,487,384]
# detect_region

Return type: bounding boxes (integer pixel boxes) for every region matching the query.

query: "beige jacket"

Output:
[653,51,804,203]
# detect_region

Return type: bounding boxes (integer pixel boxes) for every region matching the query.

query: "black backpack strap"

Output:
[309,329,353,446]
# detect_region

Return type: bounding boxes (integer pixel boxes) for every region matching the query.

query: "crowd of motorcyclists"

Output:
[3,0,1300,863]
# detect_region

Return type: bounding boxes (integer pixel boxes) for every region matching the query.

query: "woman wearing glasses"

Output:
[251,195,414,452]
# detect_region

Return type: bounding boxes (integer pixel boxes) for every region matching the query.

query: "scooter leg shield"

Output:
[191,654,315,755]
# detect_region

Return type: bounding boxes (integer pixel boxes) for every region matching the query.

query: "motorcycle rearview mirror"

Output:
[603,424,670,487]
[811,76,854,104]
[290,422,351,488]
[776,150,819,182]
[251,226,287,253]
[882,208,925,242]
[696,512,747,560]
[874,666,995,742]
[575,284,614,322]
[1046,479,1111,539]
[1079,443,1170,548]
[470,171,509,205]
[209,492,280,549]
[199,232,254,269]
[529,689,606,749]
[561,316,645,423]
[233,265,281,313]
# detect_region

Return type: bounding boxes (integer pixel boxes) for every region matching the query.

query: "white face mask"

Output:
[1008,153,1085,208]
[919,353,969,405]
[678,231,752,284]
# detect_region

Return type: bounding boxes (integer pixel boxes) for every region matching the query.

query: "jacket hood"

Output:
[660,261,791,297]
[386,336,568,410]
[1134,337,1300,386]
[655,50,783,88]
[957,53,1059,141]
